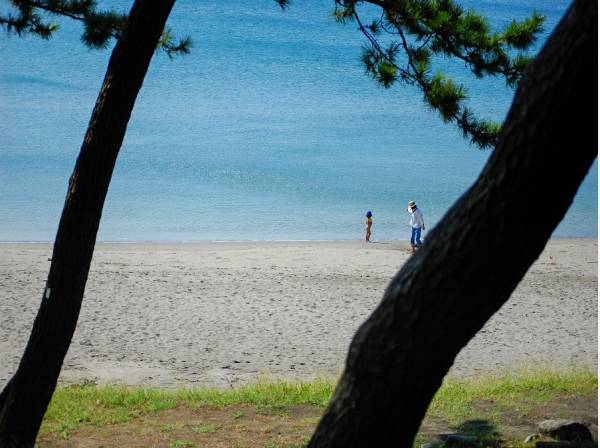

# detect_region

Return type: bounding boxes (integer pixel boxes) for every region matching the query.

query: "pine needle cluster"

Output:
[0,0,191,57]
[333,0,544,148]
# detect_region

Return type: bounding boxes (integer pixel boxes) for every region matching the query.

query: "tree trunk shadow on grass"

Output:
[417,419,501,448]
[420,418,597,448]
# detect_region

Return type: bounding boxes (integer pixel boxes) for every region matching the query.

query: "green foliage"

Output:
[1,0,191,57]
[333,0,546,148]
[427,74,465,121]
[81,9,125,49]
[333,2,356,24]
[503,12,545,49]
[0,1,59,38]
[159,27,193,59]
[377,60,398,87]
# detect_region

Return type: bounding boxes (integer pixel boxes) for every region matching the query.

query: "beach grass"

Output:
[40,367,596,443]
[41,377,336,437]
[428,366,597,425]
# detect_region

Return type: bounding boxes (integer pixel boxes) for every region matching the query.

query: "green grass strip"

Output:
[41,367,596,438]
[429,366,597,425]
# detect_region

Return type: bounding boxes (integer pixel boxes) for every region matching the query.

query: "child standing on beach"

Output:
[365,211,373,242]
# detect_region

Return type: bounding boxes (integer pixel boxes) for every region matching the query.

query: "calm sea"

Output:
[0,0,596,242]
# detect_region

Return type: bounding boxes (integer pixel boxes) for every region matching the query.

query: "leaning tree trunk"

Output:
[0,1,175,446]
[309,0,596,446]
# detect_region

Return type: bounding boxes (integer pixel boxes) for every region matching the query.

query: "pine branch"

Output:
[1,0,191,57]
[333,0,545,149]
[21,0,87,22]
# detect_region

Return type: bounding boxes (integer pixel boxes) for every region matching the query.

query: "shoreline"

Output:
[0,236,595,246]
[1,238,597,389]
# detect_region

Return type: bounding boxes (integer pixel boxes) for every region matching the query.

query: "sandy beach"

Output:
[0,239,596,389]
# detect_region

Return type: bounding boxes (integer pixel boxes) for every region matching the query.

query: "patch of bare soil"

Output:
[38,404,321,448]
[37,395,597,447]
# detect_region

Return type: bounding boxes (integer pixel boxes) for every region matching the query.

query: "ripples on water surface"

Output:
[0,0,596,241]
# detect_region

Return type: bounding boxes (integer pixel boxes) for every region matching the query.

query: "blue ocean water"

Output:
[0,0,596,241]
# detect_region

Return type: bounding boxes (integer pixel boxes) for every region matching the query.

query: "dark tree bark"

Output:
[0,1,175,446]
[309,0,596,446]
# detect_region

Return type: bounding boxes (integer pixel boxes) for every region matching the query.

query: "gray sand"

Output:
[0,239,596,389]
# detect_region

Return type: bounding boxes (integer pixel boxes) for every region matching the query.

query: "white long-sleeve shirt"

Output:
[409,208,424,229]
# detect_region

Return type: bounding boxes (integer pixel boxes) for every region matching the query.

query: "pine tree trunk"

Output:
[308,0,596,446]
[0,2,175,446]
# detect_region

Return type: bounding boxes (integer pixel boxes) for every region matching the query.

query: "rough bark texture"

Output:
[0,2,175,446]
[309,0,596,446]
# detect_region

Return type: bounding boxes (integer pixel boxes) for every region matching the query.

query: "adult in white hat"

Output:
[407,200,425,252]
